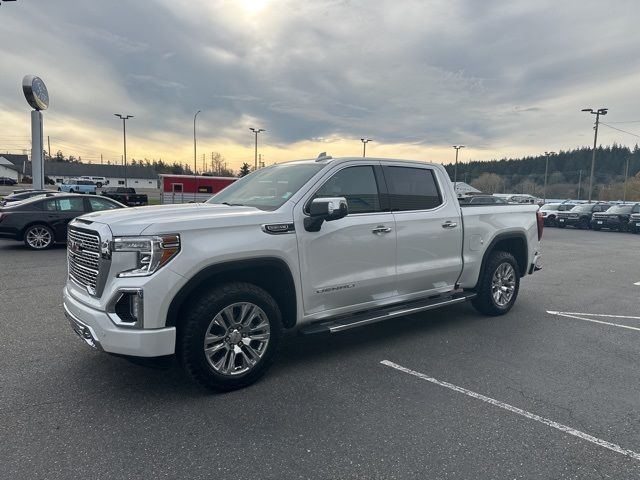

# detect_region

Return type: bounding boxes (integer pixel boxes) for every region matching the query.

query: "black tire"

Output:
[578,218,589,230]
[96,182,103,188]
[471,251,520,316]
[69,189,75,193]
[178,282,283,391]
[23,224,55,250]
[592,226,601,231]
[558,223,566,228]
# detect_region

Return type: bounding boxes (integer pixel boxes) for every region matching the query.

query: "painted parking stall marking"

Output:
[547,311,640,332]
[381,360,640,462]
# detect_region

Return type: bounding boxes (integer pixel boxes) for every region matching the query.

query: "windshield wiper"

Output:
[220,202,245,206]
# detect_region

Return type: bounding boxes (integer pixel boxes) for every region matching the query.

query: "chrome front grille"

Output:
[68,227,101,295]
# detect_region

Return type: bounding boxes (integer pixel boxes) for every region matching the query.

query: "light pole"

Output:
[114,114,133,186]
[581,107,608,202]
[577,170,582,200]
[623,155,630,203]
[543,151,555,202]
[193,110,201,200]
[361,138,371,157]
[453,145,465,194]
[250,127,265,171]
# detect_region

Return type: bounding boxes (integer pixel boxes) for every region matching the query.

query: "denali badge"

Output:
[316,283,355,294]
[262,223,295,234]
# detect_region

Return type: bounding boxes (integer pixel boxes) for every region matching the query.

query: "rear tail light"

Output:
[536,210,544,241]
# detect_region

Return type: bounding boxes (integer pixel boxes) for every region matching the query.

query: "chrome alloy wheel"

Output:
[203,302,271,376]
[26,227,52,249]
[491,262,516,307]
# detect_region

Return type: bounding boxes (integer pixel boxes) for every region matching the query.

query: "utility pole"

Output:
[543,151,555,202]
[453,145,465,194]
[193,110,201,200]
[361,138,371,157]
[577,170,582,200]
[250,127,265,170]
[47,135,51,160]
[100,153,103,165]
[114,114,133,187]
[623,156,630,203]
[581,107,608,202]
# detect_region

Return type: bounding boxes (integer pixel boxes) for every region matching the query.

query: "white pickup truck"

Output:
[63,155,543,390]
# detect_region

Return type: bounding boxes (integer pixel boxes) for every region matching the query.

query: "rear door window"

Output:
[383,166,442,211]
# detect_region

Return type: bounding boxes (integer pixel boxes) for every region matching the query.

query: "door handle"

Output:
[372,226,392,234]
[442,221,458,229]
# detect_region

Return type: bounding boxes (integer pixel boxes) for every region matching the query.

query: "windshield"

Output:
[571,204,593,212]
[607,205,633,214]
[208,163,324,211]
[541,204,560,211]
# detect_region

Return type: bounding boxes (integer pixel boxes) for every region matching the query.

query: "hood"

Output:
[79,203,284,236]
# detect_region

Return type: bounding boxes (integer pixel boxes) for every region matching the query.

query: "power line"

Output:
[600,122,640,139]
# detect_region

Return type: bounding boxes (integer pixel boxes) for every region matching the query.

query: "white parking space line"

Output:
[548,311,640,320]
[547,311,640,332]
[381,360,640,462]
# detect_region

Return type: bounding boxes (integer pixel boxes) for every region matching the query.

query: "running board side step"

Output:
[299,291,477,335]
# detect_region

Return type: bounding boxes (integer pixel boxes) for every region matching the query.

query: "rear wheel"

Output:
[178,282,283,391]
[96,182,103,188]
[23,224,54,250]
[578,218,589,229]
[472,251,520,316]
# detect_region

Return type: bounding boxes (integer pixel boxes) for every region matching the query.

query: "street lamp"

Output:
[581,107,608,202]
[193,110,201,201]
[114,114,133,186]
[452,145,465,193]
[543,151,555,202]
[250,127,265,170]
[360,138,371,157]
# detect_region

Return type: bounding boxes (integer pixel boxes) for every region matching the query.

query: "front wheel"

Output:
[472,251,520,316]
[178,282,283,391]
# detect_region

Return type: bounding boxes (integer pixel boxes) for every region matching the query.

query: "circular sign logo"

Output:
[22,75,49,111]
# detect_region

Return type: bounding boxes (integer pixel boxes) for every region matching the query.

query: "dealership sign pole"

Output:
[22,75,49,190]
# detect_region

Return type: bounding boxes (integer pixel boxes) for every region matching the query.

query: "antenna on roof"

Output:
[315,152,332,162]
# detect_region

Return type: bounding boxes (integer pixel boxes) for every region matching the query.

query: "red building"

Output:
[159,174,237,204]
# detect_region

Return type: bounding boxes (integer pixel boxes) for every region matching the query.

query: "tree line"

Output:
[443,144,640,200]
[48,150,252,177]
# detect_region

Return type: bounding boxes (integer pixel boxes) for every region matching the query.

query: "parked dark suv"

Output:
[540,203,576,227]
[592,203,640,231]
[629,211,640,233]
[557,202,612,229]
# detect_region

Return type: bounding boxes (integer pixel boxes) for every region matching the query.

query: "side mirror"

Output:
[304,197,348,232]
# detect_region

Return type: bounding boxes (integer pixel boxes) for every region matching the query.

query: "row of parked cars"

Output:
[540,201,640,232]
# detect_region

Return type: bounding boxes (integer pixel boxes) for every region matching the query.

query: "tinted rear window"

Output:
[384,166,442,211]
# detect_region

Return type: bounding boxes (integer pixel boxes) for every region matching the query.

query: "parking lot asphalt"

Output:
[1,228,640,479]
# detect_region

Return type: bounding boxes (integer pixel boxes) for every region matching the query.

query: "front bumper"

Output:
[592,218,625,229]
[63,286,176,357]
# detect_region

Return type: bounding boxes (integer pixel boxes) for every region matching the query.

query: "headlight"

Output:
[112,234,180,277]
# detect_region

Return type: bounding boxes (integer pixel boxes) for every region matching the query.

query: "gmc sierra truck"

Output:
[63,155,543,390]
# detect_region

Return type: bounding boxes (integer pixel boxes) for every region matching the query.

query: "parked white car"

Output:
[79,176,109,188]
[63,156,543,390]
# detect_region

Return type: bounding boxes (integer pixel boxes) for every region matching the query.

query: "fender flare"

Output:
[472,232,528,290]
[165,257,297,328]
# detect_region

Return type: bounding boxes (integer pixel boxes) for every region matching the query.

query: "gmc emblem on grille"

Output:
[68,239,81,253]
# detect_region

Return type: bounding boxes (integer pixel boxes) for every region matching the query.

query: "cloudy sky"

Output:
[2,0,640,171]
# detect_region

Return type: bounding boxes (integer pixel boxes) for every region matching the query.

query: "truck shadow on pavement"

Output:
[53,303,492,398]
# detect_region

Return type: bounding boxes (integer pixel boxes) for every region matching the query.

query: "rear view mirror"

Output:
[304,197,348,231]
